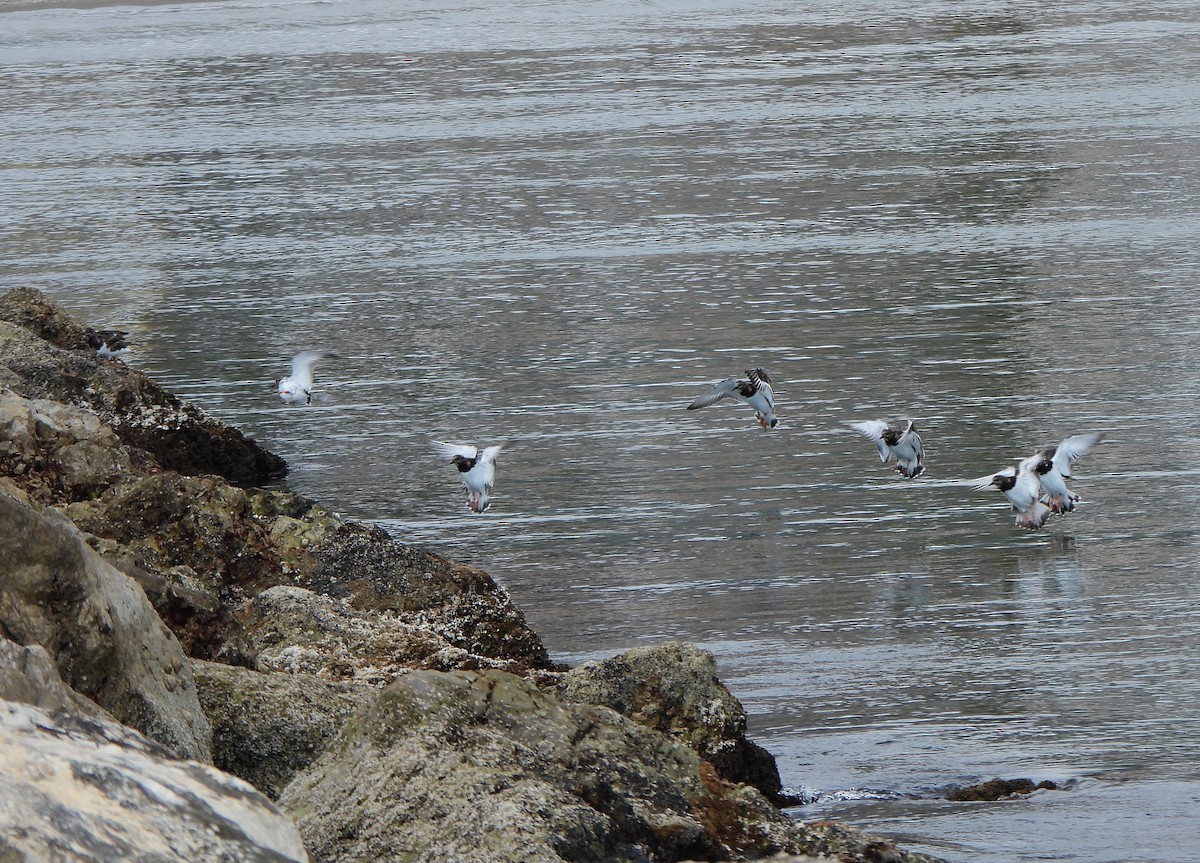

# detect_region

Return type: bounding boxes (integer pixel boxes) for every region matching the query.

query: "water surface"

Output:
[3,1,1200,860]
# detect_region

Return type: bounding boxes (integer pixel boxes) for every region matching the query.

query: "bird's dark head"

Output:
[450,455,475,473]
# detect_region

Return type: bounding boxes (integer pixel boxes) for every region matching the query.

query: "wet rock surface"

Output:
[0,288,948,863]
[946,778,1060,801]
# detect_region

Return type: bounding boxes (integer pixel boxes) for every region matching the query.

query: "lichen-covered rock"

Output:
[0,490,211,760]
[193,659,375,800]
[281,668,811,863]
[0,701,307,863]
[557,642,791,804]
[303,520,552,667]
[0,288,286,485]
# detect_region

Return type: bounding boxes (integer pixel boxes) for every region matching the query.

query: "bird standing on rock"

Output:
[277,351,336,405]
[849,419,925,478]
[687,368,778,429]
[433,441,504,513]
[85,328,130,358]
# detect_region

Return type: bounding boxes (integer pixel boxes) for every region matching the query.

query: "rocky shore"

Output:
[0,288,944,862]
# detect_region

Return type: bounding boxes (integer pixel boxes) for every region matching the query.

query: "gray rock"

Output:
[0,637,109,719]
[0,288,286,485]
[0,489,212,760]
[245,585,530,683]
[194,659,374,800]
[557,642,791,804]
[0,700,307,863]
[281,668,811,863]
[0,387,138,505]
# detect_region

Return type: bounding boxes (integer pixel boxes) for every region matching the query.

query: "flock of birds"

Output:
[276,354,1101,529]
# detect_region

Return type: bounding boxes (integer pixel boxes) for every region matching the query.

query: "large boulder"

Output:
[194,659,375,800]
[0,288,286,485]
[556,642,792,804]
[0,489,212,760]
[62,474,551,670]
[282,668,811,863]
[0,701,307,863]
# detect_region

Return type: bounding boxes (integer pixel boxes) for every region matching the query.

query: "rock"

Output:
[193,659,375,800]
[0,489,212,760]
[0,288,286,485]
[0,636,110,720]
[556,642,794,805]
[0,701,307,863]
[61,472,551,671]
[945,777,1059,801]
[304,520,552,667]
[245,585,530,683]
[281,667,810,863]
[0,388,143,506]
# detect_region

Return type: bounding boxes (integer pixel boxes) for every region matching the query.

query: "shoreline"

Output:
[0,286,948,862]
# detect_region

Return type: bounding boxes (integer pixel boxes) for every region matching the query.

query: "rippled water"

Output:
[4,1,1200,860]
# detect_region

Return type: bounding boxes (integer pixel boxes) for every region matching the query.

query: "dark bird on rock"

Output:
[85,328,130,358]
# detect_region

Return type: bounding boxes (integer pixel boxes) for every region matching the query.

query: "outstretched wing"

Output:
[1051,432,1101,477]
[849,420,891,462]
[432,441,479,462]
[687,377,739,410]
[478,444,504,464]
[746,368,774,386]
[289,351,333,388]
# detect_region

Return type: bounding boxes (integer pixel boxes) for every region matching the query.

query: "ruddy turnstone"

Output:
[85,328,130,358]
[849,419,925,478]
[277,351,335,405]
[975,461,1051,530]
[687,368,778,429]
[1024,432,1102,514]
[433,441,504,513]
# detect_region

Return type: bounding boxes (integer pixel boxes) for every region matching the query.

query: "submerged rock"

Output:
[945,777,1059,801]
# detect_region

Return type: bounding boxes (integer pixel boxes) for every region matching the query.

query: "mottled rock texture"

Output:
[0,490,211,760]
[281,668,807,863]
[0,287,286,485]
[557,642,793,805]
[194,659,374,800]
[0,701,308,863]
